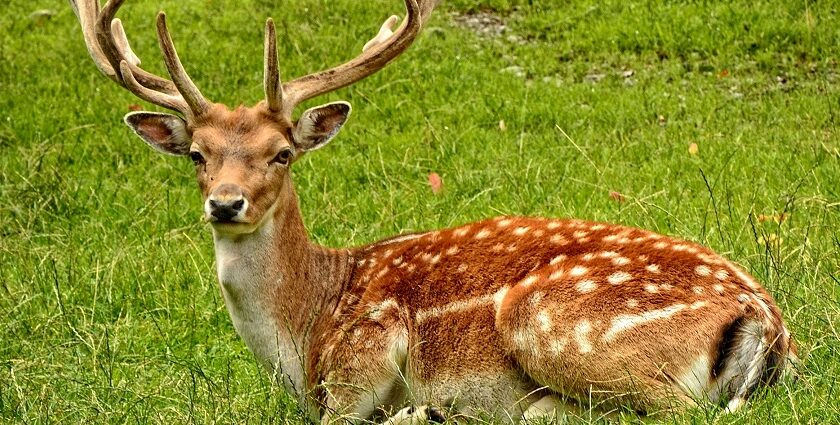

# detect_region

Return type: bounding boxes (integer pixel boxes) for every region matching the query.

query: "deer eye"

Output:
[271,148,294,166]
[189,151,205,164]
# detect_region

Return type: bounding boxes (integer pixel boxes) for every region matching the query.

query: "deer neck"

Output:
[211,179,353,399]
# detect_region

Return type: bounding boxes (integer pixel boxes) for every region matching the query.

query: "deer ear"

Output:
[293,101,351,152]
[124,111,191,156]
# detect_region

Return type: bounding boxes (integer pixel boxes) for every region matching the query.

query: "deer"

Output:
[70,0,798,423]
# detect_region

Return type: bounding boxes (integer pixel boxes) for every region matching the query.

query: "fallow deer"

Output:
[70,0,797,422]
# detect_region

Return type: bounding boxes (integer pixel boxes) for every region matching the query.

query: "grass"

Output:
[1,0,839,423]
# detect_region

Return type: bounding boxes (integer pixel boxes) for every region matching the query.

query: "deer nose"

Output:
[206,184,247,222]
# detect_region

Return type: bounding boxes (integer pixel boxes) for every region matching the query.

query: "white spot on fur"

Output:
[603,304,687,342]
[506,244,518,252]
[453,226,471,237]
[673,244,689,252]
[549,269,564,280]
[582,253,596,261]
[602,234,619,243]
[550,338,568,354]
[521,275,539,287]
[430,253,441,264]
[576,279,597,293]
[713,284,725,294]
[626,298,639,308]
[573,230,588,239]
[591,224,606,231]
[693,286,704,295]
[570,265,589,277]
[714,269,729,280]
[612,256,631,266]
[547,222,561,230]
[646,264,661,273]
[645,284,659,293]
[416,294,495,323]
[599,251,619,259]
[458,263,468,273]
[529,291,544,307]
[695,265,712,277]
[491,243,505,252]
[374,232,427,246]
[375,266,390,280]
[638,254,649,262]
[653,241,668,249]
[608,271,632,285]
[690,301,707,310]
[392,256,403,266]
[660,283,673,291]
[533,229,545,237]
[536,310,552,331]
[574,320,593,354]
[446,246,459,256]
[550,234,569,245]
[549,255,567,265]
[513,226,530,236]
[475,229,491,239]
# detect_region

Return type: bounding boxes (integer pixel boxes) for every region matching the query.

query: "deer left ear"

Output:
[293,101,351,152]
[124,111,191,156]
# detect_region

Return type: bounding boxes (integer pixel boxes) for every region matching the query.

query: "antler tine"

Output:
[278,0,436,118]
[71,0,117,82]
[156,13,211,118]
[264,18,284,113]
[94,0,178,93]
[119,61,190,112]
[71,0,211,118]
[111,19,141,68]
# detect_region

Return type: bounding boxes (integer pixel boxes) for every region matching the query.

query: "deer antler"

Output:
[69,0,210,120]
[264,0,439,119]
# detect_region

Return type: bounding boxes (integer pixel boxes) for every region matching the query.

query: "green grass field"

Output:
[1,0,839,423]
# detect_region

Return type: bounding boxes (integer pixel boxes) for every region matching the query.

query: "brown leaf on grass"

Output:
[609,191,626,202]
[688,143,699,155]
[758,213,790,224]
[718,69,730,78]
[428,172,443,194]
[128,104,142,111]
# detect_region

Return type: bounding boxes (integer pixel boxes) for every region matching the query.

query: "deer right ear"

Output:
[124,111,191,156]
[292,101,351,153]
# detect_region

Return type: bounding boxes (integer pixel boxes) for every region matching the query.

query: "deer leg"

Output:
[318,308,411,424]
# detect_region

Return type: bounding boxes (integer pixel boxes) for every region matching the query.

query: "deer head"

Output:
[70,0,435,236]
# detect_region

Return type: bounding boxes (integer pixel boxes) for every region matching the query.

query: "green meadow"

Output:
[1,0,838,423]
